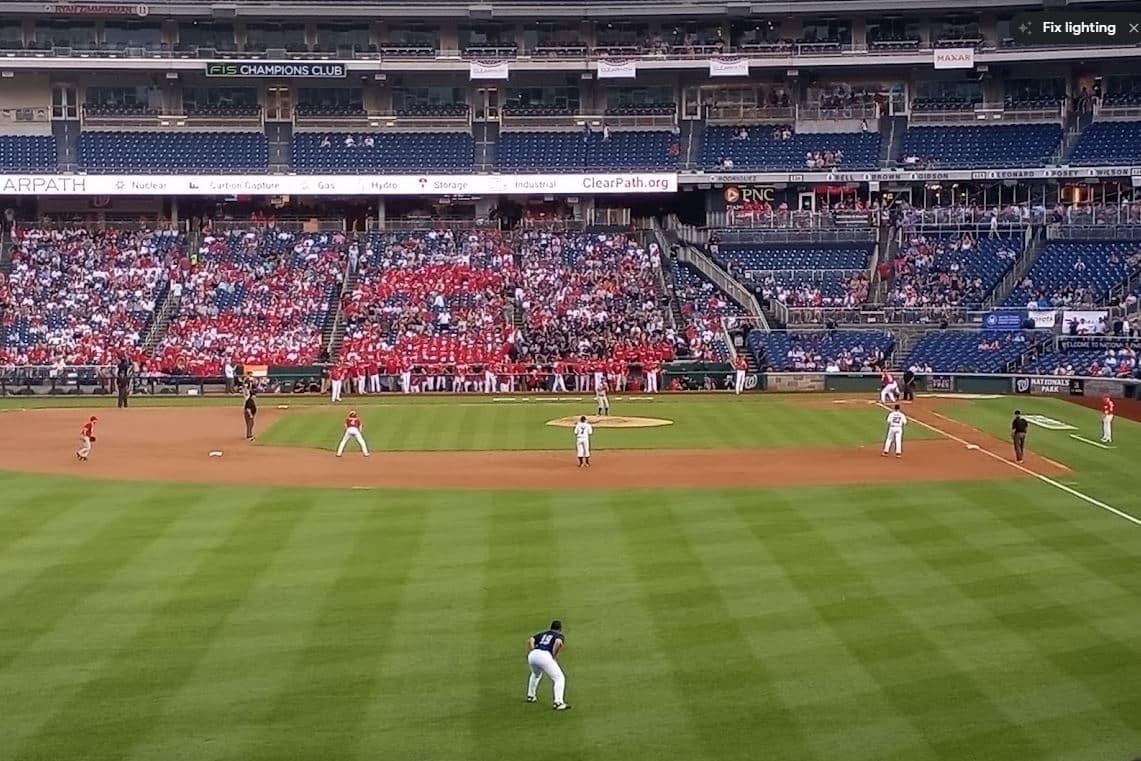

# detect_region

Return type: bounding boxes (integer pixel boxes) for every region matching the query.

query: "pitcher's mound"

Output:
[546,415,673,429]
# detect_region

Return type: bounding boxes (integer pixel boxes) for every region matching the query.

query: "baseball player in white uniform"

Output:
[595,383,610,416]
[336,411,370,457]
[879,370,900,404]
[882,404,907,457]
[573,415,593,467]
[525,620,569,710]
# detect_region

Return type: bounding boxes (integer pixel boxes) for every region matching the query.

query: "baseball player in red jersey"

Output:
[367,359,380,394]
[336,410,370,457]
[1101,395,1115,443]
[551,360,568,393]
[77,415,98,461]
[644,360,659,393]
[879,370,899,403]
[733,355,748,395]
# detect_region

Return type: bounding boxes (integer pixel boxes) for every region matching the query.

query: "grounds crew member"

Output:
[1011,410,1029,463]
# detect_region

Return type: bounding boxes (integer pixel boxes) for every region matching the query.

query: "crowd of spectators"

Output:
[0,227,182,366]
[669,264,741,361]
[511,230,678,364]
[886,233,1011,311]
[153,229,346,375]
[1043,347,1138,378]
[338,228,516,367]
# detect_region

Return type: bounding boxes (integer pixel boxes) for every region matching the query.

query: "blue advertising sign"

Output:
[981,310,1027,331]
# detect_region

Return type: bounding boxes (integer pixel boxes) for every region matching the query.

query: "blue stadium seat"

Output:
[700,126,880,171]
[900,124,1062,168]
[0,135,57,171]
[1070,121,1141,166]
[291,132,475,172]
[746,330,894,371]
[905,330,1048,372]
[497,131,678,171]
[79,132,268,172]
[1003,241,1139,307]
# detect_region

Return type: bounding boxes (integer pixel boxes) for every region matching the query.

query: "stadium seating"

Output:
[888,234,1020,311]
[79,132,269,172]
[1022,345,1139,377]
[0,228,184,366]
[700,126,880,171]
[716,244,873,309]
[1003,241,1140,308]
[497,131,678,171]
[899,124,1061,168]
[0,135,57,171]
[1070,121,1141,166]
[746,329,894,371]
[154,229,345,375]
[904,330,1046,372]
[338,229,515,367]
[291,132,475,172]
[670,263,744,361]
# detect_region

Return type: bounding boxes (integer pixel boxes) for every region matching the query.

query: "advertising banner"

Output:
[709,57,750,77]
[469,60,509,80]
[1027,309,1057,329]
[1013,376,1084,395]
[981,310,1027,331]
[1061,310,1108,335]
[206,62,346,78]
[596,59,637,78]
[927,374,955,392]
[0,172,678,197]
[933,47,975,69]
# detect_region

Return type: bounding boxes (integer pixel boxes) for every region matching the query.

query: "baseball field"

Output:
[0,392,1137,761]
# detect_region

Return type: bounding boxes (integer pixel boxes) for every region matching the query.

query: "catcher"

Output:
[77,415,98,461]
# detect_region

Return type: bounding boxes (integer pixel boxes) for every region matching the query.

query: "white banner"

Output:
[708,57,749,77]
[0,172,677,197]
[469,60,509,80]
[933,47,975,69]
[1028,309,1057,329]
[596,59,637,79]
[1061,310,1109,335]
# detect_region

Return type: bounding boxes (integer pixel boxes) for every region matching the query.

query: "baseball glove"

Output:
[89,436,97,442]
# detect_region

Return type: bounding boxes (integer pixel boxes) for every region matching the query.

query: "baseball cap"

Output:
[90,415,98,421]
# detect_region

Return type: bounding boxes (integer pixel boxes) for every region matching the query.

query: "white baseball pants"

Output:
[883,428,903,455]
[77,435,93,458]
[527,649,566,704]
[646,371,658,393]
[401,371,412,394]
[576,438,591,458]
[1102,414,1113,442]
[552,374,567,393]
[331,379,342,402]
[879,383,899,403]
[337,427,370,456]
[735,369,746,394]
[369,373,381,393]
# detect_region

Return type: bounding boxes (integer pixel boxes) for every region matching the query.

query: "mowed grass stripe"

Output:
[0,479,101,554]
[676,490,935,761]
[470,493,588,761]
[125,494,375,761]
[239,492,431,761]
[0,487,253,757]
[748,491,1048,760]
[14,490,317,761]
[550,491,704,759]
[0,484,194,671]
[614,491,810,761]
[352,492,492,760]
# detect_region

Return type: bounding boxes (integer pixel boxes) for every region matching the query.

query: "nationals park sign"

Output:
[0,172,678,197]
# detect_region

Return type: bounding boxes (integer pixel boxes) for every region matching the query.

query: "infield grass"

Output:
[0,394,1138,761]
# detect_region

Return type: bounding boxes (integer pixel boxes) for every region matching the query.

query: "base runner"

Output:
[76,415,98,461]
[573,415,593,468]
[881,404,907,458]
[336,410,370,457]
[1101,394,1114,443]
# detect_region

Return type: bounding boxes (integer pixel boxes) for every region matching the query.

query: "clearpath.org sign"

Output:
[205,62,347,78]
[0,173,678,196]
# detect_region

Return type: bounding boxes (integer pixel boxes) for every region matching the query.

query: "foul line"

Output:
[878,403,1141,527]
[1069,434,1114,450]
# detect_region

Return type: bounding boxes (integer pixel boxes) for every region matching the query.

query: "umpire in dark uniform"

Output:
[116,356,131,408]
[1011,410,1029,463]
[243,385,258,440]
[901,368,916,402]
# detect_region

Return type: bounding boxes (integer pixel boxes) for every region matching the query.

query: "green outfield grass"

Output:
[256,397,940,451]
[0,394,1138,761]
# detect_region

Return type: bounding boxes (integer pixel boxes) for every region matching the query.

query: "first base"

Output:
[966,444,980,450]
[209,450,223,457]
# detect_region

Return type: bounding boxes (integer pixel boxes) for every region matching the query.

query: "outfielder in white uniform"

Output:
[595,384,610,416]
[573,416,593,468]
[525,620,569,710]
[882,405,907,457]
[336,411,370,457]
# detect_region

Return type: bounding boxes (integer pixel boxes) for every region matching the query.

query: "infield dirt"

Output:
[0,403,1065,490]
